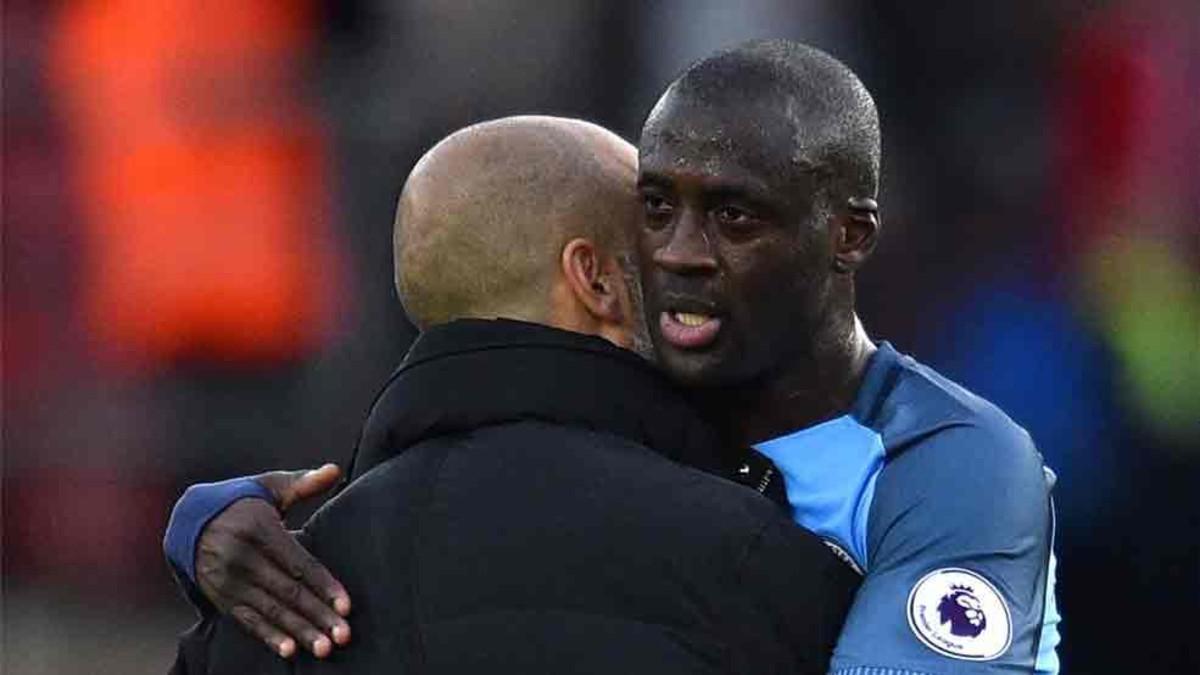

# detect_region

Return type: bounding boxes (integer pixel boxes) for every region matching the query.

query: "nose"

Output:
[652,211,718,275]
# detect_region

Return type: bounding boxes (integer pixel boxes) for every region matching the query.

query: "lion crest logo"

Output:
[937,584,987,638]
[908,568,1011,660]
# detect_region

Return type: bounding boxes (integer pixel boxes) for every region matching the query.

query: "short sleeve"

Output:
[829,422,1058,675]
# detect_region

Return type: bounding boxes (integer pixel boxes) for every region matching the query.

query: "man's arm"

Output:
[163,465,352,658]
[830,423,1060,675]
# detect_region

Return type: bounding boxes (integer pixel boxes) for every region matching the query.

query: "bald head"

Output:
[396,116,637,329]
[645,39,880,203]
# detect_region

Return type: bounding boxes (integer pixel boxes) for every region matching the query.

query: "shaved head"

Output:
[395,116,637,328]
[635,40,883,412]
[645,39,880,204]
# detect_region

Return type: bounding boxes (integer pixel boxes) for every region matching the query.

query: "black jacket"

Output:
[175,320,859,674]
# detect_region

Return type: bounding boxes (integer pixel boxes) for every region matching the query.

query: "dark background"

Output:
[4,1,1198,672]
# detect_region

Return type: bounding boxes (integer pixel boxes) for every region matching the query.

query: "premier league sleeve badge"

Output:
[907,567,1013,661]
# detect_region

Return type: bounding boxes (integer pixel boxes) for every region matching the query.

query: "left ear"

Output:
[833,196,880,273]
[561,237,625,322]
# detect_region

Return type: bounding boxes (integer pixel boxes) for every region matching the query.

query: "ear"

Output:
[561,237,625,323]
[833,196,880,273]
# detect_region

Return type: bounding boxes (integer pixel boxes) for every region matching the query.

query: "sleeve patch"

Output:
[906,567,1012,661]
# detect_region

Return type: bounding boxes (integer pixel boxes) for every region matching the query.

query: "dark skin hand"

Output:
[195,464,352,658]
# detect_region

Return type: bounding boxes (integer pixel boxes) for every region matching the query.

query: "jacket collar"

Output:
[347,319,726,479]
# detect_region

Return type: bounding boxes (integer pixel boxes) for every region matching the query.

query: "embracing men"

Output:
[167,41,1060,674]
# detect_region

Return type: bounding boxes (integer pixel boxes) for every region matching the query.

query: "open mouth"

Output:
[659,310,723,349]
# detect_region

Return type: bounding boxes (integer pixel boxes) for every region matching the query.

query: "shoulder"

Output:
[326,420,789,537]
[552,423,799,531]
[306,436,456,539]
[835,352,1059,672]
[866,351,1053,558]
[875,348,1047,484]
[497,423,831,564]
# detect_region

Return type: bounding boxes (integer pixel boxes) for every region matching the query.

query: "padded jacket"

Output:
[172,319,859,674]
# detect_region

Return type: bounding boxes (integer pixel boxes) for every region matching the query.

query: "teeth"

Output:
[674,312,711,327]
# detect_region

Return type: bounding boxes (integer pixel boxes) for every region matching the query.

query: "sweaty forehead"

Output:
[639,97,821,188]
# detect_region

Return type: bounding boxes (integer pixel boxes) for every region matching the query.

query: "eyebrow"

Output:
[706,184,775,207]
[636,172,672,190]
[638,170,775,205]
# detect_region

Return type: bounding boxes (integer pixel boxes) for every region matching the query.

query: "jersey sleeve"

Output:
[829,422,1058,675]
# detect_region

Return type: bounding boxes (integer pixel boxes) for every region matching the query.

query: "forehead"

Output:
[638,96,818,195]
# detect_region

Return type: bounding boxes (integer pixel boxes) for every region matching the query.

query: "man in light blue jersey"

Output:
[164,39,1060,674]
[636,40,1059,674]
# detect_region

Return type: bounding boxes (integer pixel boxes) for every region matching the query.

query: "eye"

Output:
[712,204,763,237]
[642,193,674,230]
[643,193,673,215]
[713,205,751,224]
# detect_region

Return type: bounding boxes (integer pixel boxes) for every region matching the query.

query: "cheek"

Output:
[633,222,672,255]
[725,242,827,353]
[726,250,804,336]
[726,237,812,303]
[637,229,668,268]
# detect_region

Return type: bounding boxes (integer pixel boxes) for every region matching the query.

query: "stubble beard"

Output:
[617,251,657,362]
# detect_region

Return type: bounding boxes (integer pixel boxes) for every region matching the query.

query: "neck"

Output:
[547,286,631,350]
[693,313,876,449]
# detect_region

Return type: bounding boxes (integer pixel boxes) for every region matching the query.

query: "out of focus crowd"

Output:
[4,1,1197,673]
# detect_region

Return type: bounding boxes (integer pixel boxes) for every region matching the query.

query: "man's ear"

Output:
[833,196,880,273]
[561,237,624,322]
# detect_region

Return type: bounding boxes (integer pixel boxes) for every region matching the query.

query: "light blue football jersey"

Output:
[755,342,1060,674]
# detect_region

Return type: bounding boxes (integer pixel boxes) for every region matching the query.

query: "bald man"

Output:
[169,116,858,674]
[169,42,1062,675]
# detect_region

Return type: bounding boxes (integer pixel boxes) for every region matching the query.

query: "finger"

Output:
[286,464,341,506]
[234,583,334,658]
[242,550,351,645]
[256,464,341,512]
[229,605,297,659]
[259,524,353,623]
